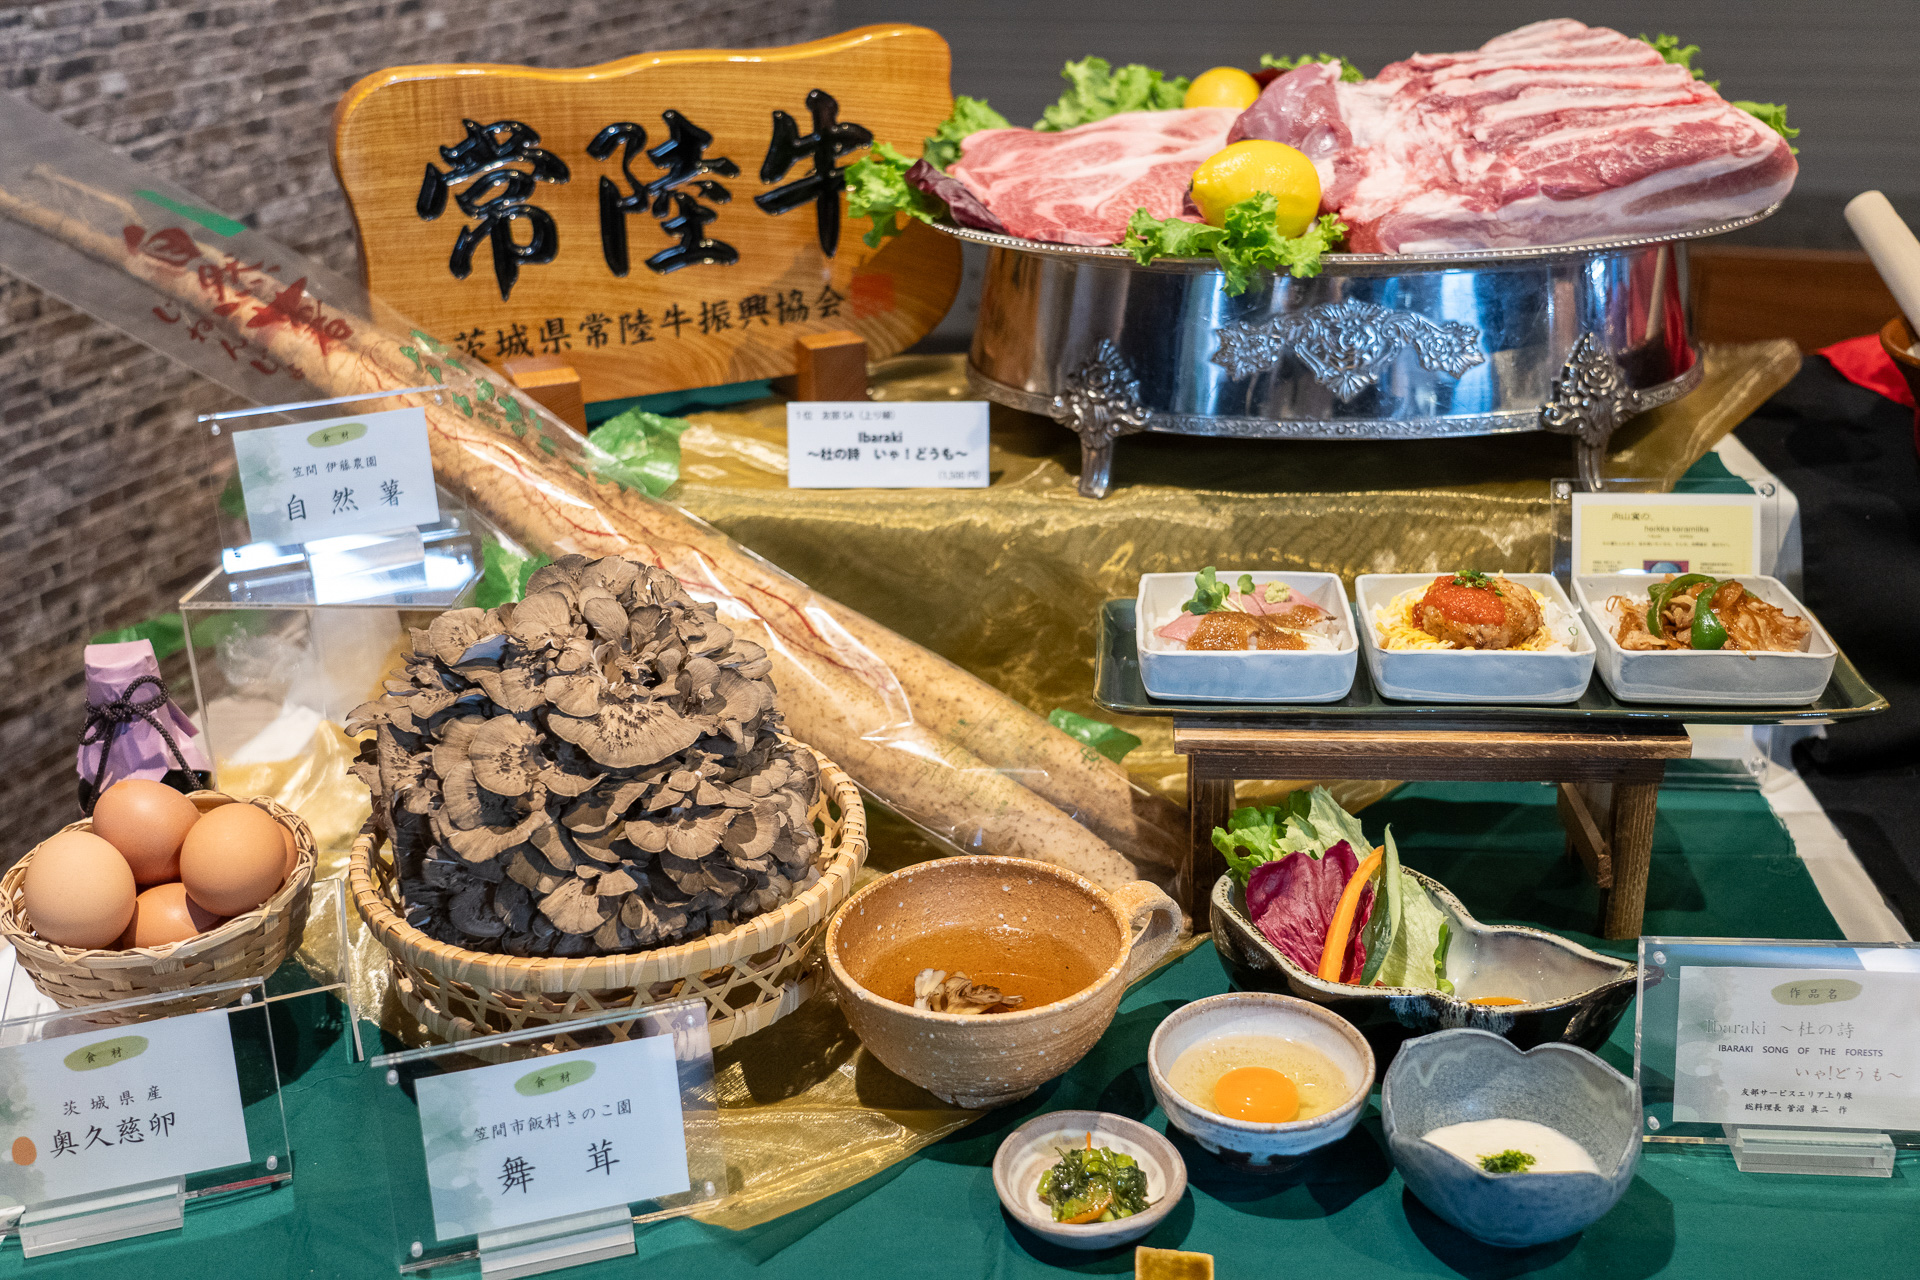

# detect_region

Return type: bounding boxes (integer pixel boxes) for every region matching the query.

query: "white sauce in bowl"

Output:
[1422,1118,1600,1175]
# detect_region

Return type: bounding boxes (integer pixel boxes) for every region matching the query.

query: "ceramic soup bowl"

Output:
[1382,1028,1640,1247]
[1211,872,1637,1074]
[826,857,1180,1109]
[1147,992,1374,1172]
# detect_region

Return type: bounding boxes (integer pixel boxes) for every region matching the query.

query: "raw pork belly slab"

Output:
[1234,19,1796,253]
[949,108,1239,245]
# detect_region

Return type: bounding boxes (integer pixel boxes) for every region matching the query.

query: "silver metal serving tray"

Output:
[944,206,1780,497]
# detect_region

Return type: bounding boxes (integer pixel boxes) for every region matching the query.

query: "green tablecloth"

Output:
[11,778,1915,1280]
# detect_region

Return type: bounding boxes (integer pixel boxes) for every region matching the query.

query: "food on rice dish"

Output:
[1151,568,1344,652]
[1609,575,1811,653]
[1374,573,1576,652]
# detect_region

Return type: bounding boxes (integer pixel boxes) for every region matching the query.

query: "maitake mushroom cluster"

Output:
[348,553,823,957]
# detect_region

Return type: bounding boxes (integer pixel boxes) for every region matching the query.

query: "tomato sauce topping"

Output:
[1419,576,1506,626]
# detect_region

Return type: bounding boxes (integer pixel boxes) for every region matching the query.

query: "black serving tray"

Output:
[1094,599,1889,725]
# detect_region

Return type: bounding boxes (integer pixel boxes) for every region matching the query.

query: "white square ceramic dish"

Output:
[1135,571,1358,703]
[1354,573,1595,704]
[1572,574,1836,706]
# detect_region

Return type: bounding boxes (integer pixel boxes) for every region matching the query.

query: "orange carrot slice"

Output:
[1317,847,1384,982]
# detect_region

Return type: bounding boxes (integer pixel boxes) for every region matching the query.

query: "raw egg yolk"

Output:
[1214,1066,1299,1123]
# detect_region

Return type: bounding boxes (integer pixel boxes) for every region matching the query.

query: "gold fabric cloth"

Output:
[269,340,1797,1227]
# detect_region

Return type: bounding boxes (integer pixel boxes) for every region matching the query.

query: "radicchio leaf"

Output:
[1245,839,1374,984]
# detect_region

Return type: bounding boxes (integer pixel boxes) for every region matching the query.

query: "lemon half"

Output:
[1183,66,1261,111]
[1189,140,1321,235]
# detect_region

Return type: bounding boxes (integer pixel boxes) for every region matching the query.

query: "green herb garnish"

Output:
[1035,57,1188,132]
[1259,52,1364,83]
[1479,1149,1537,1174]
[1182,566,1230,615]
[1449,570,1500,595]
[1036,1141,1150,1223]
[1123,199,1347,295]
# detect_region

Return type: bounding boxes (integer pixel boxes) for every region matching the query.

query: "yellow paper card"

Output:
[1569,492,1762,577]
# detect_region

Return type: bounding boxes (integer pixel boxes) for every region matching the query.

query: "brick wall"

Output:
[0,0,835,866]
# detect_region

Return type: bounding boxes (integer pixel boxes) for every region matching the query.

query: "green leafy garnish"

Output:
[1124,198,1347,295]
[1035,57,1189,132]
[1479,1150,1537,1174]
[1731,100,1799,152]
[923,95,1011,169]
[1036,1144,1150,1223]
[845,142,945,248]
[1235,572,1257,596]
[475,540,551,608]
[1638,34,1798,151]
[1357,825,1405,987]
[1214,786,1372,883]
[1259,52,1363,83]
[1182,566,1231,615]
[1449,570,1499,594]
[586,407,691,497]
[1047,709,1143,764]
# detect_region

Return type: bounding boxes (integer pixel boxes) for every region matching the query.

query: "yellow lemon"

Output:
[1182,66,1261,111]
[1189,140,1321,235]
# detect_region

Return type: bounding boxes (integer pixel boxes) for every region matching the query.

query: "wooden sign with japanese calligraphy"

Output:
[332,25,962,402]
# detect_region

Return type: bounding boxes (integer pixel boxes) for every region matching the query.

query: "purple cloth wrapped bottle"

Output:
[76,640,211,811]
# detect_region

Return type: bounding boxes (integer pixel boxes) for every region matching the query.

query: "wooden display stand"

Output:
[1176,718,1693,940]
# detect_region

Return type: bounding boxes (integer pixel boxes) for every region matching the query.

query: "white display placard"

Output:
[1673,965,1920,1130]
[1568,491,1762,577]
[231,405,440,545]
[414,1036,690,1239]
[0,1010,251,1203]
[786,401,989,488]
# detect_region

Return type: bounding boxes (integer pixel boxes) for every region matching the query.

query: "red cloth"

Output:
[1819,333,1916,408]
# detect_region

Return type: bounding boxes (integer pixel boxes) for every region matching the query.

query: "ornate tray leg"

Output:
[1541,332,1652,490]
[1052,340,1149,499]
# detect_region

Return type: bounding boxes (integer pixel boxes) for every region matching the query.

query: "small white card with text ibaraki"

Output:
[413,1037,689,1239]
[0,1010,251,1204]
[1673,966,1920,1130]
[786,401,990,488]
[1569,491,1763,577]
[230,406,440,545]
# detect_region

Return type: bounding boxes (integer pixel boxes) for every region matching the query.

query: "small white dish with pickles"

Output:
[1354,572,1595,704]
[1573,573,1836,706]
[1136,569,1358,703]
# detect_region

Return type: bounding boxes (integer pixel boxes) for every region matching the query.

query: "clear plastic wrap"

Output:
[0,95,1185,892]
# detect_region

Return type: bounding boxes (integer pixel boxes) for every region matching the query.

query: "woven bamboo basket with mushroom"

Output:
[343,552,871,1051]
[0,793,316,1020]
[350,754,864,1051]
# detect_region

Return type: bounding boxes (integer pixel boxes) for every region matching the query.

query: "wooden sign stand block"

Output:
[1174,718,1693,940]
[333,26,961,405]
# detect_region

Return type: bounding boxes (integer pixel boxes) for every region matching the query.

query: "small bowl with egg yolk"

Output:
[1147,991,1373,1171]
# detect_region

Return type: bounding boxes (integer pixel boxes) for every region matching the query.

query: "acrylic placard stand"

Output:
[372,999,724,1278]
[0,977,292,1256]
[1636,937,1920,1177]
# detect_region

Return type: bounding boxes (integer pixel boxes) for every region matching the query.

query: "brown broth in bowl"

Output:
[862,925,1105,1012]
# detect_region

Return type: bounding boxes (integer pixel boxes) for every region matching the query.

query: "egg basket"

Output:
[348,743,867,1056]
[0,792,317,1020]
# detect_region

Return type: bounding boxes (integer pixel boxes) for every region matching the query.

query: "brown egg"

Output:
[89,779,201,884]
[115,881,227,949]
[278,821,299,881]
[23,831,137,949]
[179,802,287,917]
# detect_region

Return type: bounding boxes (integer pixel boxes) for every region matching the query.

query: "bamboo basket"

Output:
[0,793,317,1020]
[349,746,867,1054]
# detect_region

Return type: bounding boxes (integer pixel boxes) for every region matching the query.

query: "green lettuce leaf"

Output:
[586,407,690,497]
[1731,100,1799,152]
[1036,57,1190,132]
[1046,708,1143,764]
[475,539,550,608]
[845,142,947,248]
[1640,34,1797,151]
[1639,33,1711,82]
[1357,826,1403,986]
[923,95,1011,169]
[1213,786,1371,883]
[1124,198,1346,295]
[1371,866,1452,991]
[1259,52,1363,83]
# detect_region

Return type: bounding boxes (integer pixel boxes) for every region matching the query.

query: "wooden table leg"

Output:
[1602,780,1661,941]
[1184,761,1235,927]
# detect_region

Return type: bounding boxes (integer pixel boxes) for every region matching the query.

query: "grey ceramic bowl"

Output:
[1382,1028,1640,1248]
[1147,992,1374,1172]
[1211,872,1638,1074]
[992,1110,1186,1250]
